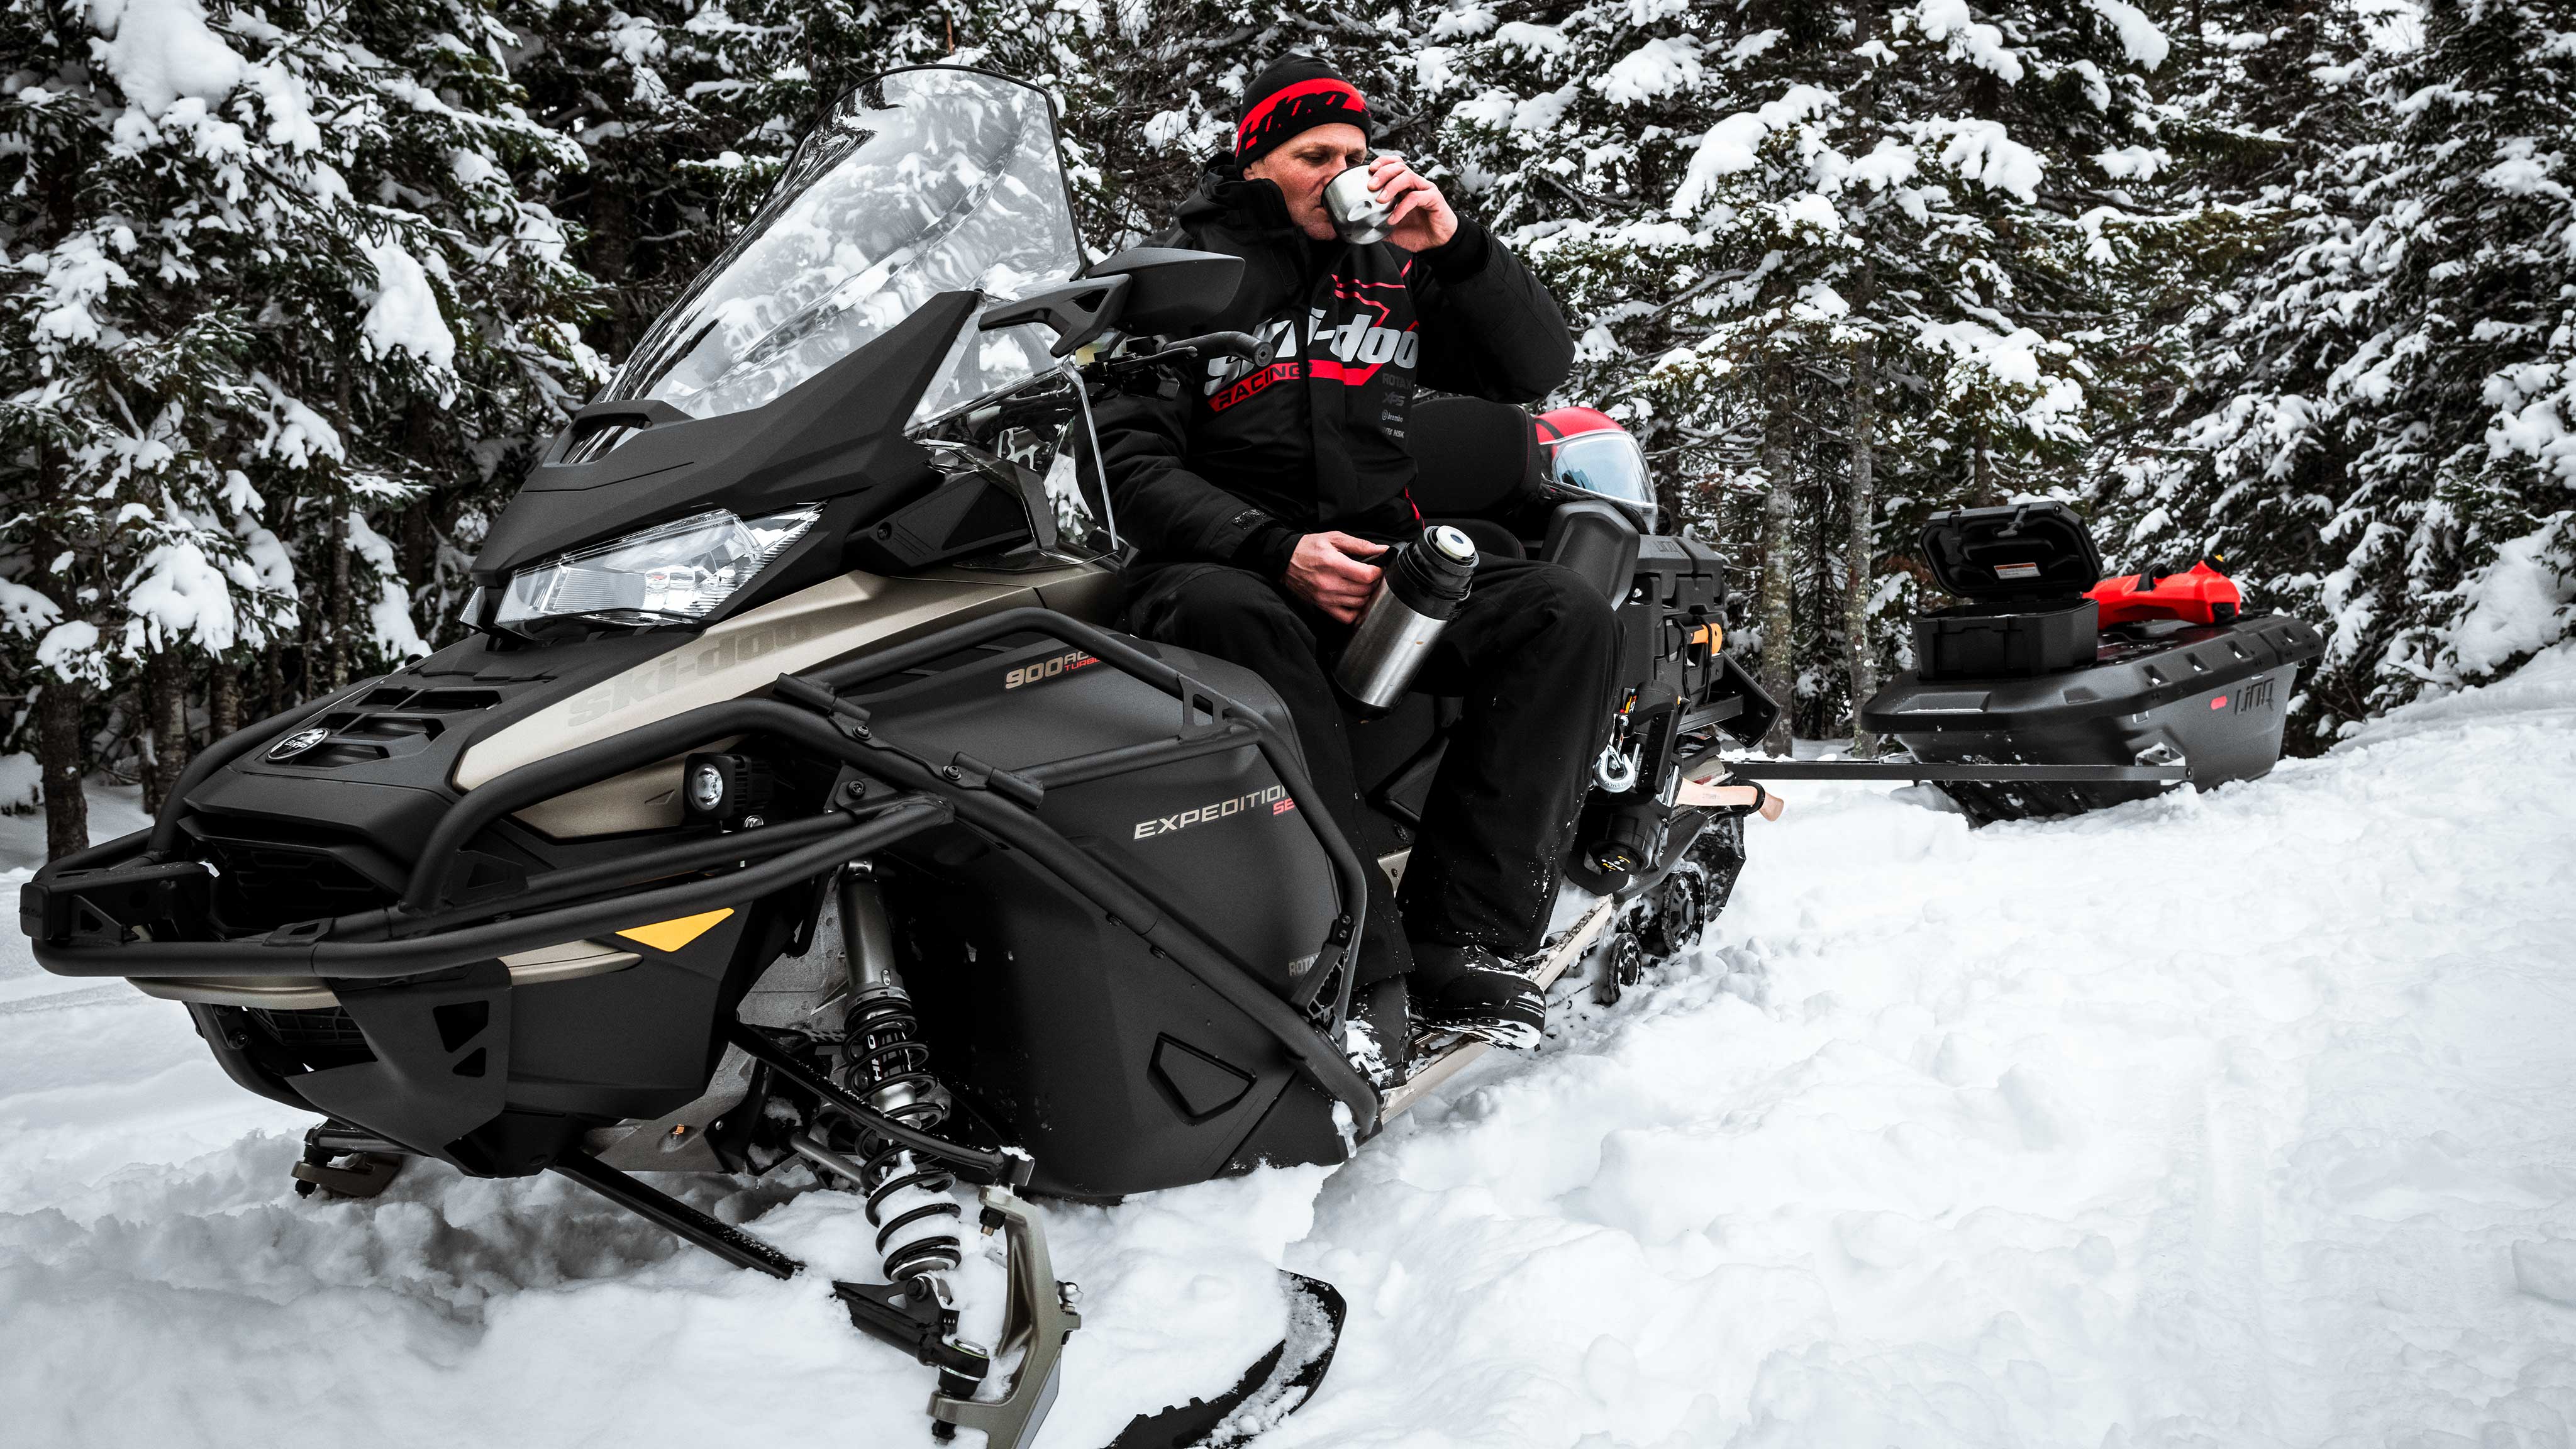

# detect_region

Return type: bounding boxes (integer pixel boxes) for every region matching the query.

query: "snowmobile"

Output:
[18,67,1776,1449]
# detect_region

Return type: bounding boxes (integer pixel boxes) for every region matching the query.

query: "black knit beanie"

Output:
[1234,53,1373,165]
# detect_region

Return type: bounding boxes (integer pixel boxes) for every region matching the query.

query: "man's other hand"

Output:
[1284,531,1385,625]
[1369,155,1458,252]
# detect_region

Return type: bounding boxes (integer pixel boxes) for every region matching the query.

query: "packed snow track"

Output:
[6,649,2573,1447]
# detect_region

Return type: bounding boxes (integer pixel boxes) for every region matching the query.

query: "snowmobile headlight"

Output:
[494,506,823,633]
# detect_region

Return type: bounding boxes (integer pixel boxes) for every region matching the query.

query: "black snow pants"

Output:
[1126,554,1618,972]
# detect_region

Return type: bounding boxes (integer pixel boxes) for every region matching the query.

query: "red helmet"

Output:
[1535,408,1653,513]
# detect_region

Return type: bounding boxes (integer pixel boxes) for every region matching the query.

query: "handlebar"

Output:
[1164,331,1274,369]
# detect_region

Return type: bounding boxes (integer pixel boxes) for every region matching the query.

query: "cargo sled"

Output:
[1853,501,2326,824]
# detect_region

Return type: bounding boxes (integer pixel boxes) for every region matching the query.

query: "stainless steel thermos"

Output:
[1323,165,1394,245]
[1334,526,1479,709]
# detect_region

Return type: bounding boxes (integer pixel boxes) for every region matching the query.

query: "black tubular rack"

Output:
[23,608,1381,1132]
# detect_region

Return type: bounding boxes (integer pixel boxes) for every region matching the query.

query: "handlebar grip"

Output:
[1171,331,1274,368]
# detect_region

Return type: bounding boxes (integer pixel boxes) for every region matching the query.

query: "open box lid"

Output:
[1919,501,2103,601]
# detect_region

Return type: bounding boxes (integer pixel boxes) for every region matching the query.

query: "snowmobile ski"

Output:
[1106,1272,1348,1449]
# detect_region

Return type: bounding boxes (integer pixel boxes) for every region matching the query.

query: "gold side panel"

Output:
[455,561,1116,837]
[618,908,735,953]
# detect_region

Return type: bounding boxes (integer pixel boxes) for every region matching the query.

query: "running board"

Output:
[1381,896,1620,1120]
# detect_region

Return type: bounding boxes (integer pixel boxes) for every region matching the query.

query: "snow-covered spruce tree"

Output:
[0,0,596,857]
[2085,0,2380,750]
[503,2,734,358]
[1386,1,2181,743]
[2108,0,2575,747]
[1825,0,2188,740]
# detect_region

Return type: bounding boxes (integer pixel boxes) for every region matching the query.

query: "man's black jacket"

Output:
[1091,162,1574,579]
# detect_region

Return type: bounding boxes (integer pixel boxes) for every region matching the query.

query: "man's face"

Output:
[1242,122,1370,242]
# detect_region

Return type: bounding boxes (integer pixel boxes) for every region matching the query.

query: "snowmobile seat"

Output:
[1400,396,1643,600]
[1402,395,1545,525]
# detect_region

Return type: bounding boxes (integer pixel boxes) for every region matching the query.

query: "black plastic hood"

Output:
[472,290,979,582]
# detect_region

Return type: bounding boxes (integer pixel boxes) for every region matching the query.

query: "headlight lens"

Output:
[494,505,822,633]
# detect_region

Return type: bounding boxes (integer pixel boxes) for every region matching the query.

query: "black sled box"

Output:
[1911,501,2101,680]
[1862,502,2326,824]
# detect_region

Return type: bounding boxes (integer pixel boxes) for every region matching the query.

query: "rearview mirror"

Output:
[979,274,1131,358]
[1085,248,1243,334]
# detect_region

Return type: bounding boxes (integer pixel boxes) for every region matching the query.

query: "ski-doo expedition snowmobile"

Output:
[19,69,1776,1448]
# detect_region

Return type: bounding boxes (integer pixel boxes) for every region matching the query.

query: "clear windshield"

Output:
[604,69,1082,426]
[1548,431,1655,508]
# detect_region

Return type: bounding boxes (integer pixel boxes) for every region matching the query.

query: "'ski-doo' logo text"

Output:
[565,613,840,728]
[1133,786,1296,840]
[1006,650,1097,690]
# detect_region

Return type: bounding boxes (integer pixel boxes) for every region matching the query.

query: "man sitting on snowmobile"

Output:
[1094,53,1615,1053]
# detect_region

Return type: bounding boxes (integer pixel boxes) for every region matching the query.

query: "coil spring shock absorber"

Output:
[831,865,964,1289]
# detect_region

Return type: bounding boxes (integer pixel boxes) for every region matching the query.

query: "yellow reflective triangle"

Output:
[616,908,735,953]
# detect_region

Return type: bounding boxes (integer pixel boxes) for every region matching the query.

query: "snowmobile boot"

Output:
[1410,943,1548,1051]
[1348,977,1413,1089]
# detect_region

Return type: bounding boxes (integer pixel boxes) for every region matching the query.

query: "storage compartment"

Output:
[1911,501,2104,682]
[1914,597,2099,680]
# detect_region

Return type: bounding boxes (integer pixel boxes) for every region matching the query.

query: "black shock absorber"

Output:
[833,864,963,1290]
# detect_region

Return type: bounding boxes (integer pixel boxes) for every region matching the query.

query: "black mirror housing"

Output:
[1085,248,1243,335]
[980,274,1132,357]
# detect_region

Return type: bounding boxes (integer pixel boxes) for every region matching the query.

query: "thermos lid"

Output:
[1384,524,1477,616]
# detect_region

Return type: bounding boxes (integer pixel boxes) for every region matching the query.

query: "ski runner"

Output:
[1094,53,1616,1056]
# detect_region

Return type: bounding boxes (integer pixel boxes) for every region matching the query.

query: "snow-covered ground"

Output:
[6,652,2574,1448]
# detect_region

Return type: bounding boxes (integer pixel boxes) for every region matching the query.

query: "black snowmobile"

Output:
[19,68,1775,1448]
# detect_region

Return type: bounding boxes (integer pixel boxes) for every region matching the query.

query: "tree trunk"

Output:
[590,145,639,354]
[326,480,352,691]
[209,655,243,740]
[1846,328,1880,758]
[1848,0,1882,758]
[38,679,88,862]
[260,641,286,722]
[139,648,183,815]
[1757,353,1799,757]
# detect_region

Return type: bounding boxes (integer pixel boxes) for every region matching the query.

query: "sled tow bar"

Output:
[1699,760,2191,784]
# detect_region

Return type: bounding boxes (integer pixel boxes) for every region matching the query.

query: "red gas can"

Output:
[2087,559,2243,627]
